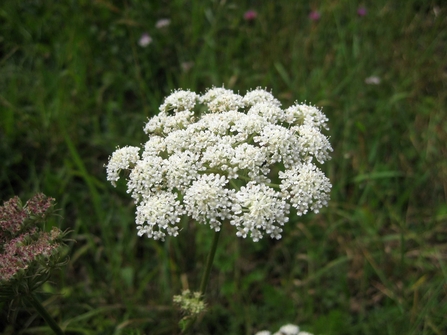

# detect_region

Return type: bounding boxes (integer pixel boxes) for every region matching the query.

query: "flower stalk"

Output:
[198,229,221,295]
[181,229,221,334]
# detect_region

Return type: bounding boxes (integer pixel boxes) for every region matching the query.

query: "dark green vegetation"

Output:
[1,1,446,334]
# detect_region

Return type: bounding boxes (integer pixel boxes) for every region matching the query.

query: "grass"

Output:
[1,0,446,334]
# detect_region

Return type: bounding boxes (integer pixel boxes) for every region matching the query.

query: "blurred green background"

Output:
[1,1,446,334]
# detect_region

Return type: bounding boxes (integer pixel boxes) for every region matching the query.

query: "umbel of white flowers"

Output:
[107,87,332,242]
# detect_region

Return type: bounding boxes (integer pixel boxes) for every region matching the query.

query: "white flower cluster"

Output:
[255,323,314,335]
[107,87,332,241]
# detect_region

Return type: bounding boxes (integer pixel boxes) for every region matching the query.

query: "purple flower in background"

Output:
[181,61,194,72]
[357,6,367,17]
[156,18,171,29]
[244,10,257,21]
[365,76,381,85]
[309,10,321,21]
[138,33,152,47]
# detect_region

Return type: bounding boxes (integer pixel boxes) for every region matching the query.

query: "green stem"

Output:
[199,229,221,295]
[182,229,221,334]
[25,293,64,335]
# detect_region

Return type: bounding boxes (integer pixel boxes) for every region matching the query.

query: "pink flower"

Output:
[0,196,26,236]
[0,194,63,282]
[155,19,171,29]
[357,6,367,16]
[138,33,152,47]
[244,10,257,21]
[365,76,381,85]
[309,10,321,21]
[181,61,194,72]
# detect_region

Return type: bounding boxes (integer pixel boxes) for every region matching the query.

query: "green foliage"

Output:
[1,0,446,334]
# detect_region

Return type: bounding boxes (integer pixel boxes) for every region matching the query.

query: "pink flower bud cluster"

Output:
[0,197,27,238]
[0,194,63,282]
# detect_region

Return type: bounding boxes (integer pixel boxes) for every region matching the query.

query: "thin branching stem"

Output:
[25,293,64,335]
